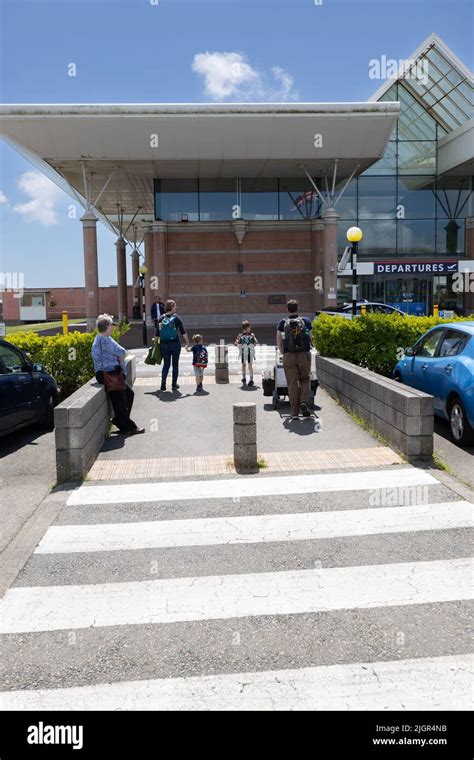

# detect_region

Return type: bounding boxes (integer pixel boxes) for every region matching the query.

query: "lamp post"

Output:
[346,226,363,317]
[139,264,148,346]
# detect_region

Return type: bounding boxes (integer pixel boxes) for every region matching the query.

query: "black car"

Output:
[0,339,59,437]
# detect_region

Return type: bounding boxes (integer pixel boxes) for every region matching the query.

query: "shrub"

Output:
[7,323,130,399]
[312,313,473,377]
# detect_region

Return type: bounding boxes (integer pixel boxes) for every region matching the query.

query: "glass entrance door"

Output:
[385,279,429,315]
[361,278,430,315]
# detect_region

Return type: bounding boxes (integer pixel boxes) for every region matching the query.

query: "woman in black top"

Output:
[156,300,190,391]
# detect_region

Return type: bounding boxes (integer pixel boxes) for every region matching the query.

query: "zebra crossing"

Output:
[136,343,280,373]
[0,465,472,710]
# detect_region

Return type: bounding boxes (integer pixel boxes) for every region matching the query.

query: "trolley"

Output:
[262,348,319,410]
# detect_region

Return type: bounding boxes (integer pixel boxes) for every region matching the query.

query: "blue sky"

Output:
[0,0,472,288]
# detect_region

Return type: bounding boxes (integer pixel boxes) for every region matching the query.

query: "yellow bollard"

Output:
[433,304,439,318]
[360,304,367,316]
[62,310,68,335]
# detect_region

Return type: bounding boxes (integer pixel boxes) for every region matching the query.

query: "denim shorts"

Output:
[193,366,205,377]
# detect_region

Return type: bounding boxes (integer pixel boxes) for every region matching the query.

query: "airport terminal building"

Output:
[1,33,473,327]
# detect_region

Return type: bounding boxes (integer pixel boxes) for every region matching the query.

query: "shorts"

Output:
[193,366,205,377]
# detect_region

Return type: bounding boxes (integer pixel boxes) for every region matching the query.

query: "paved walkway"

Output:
[96,347,401,471]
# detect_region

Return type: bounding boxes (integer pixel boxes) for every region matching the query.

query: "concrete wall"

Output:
[54,356,136,483]
[316,356,434,459]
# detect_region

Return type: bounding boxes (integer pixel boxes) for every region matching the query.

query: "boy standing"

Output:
[235,321,259,386]
[188,334,208,392]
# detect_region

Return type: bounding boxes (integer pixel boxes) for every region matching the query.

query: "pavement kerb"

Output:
[413,464,474,504]
[0,483,75,598]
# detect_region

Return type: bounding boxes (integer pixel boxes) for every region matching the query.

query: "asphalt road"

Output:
[0,425,57,554]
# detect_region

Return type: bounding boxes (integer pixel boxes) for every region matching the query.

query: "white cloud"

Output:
[0,190,8,205]
[12,171,62,226]
[192,51,297,101]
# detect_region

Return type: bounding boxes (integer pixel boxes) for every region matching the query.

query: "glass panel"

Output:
[417,329,444,357]
[397,177,436,218]
[199,179,237,221]
[397,84,437,139]
[433,275,465,316]
[155,179,199,222]
[398,141,436,174]
[279,177,321,220]
[397,220,435,254]
[241,178,278,220]
[358,177,396,219]
[436,219,465,255]
[332,178,357,219]
[356,220,397,256]
[435,177,472,219]
[438,329,469,357]
[360,142,397,175]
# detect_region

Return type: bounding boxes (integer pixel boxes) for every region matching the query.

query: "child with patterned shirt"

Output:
[187,334,208,392]
[234,321,259,386]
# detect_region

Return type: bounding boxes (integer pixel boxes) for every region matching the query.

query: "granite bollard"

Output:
[233,402,258,472]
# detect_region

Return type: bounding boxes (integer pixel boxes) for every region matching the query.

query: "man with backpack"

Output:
[156,300,190,391]
[276,299,313,420]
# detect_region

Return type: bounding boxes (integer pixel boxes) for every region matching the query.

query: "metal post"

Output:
[351,241,358,316]
[62,310,68,335]
[141,274,147,346]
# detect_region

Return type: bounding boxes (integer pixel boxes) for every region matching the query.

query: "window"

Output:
[279,178,320,220]
[397,177,435,218]
[0,344,28,373]
[416,329,444,358]
[241,178,278,220]
[438,329,469,357]
[199,179,237,221]
[155,179,199,221]
[397,220,435,254]
[358,177,396,219]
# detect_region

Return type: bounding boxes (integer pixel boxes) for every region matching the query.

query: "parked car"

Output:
[393,322,474,446]
[315,301,407,319]
[0,339,58,438]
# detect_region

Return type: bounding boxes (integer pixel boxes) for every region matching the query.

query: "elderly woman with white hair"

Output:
[91,314,144,436]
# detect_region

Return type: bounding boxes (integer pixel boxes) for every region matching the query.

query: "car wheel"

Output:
[41,391,56,430]
[448,397,474,447]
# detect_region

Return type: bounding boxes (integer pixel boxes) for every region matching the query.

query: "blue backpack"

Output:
[160,315,178,341]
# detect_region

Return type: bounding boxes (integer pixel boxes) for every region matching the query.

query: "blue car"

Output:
[394,322,474,446]
[0,338,59,438]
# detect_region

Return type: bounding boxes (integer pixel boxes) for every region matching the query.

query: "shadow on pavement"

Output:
[0,426,50,456]
[144,390,193,402]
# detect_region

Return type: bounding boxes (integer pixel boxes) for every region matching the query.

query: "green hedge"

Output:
[7,324,129,399]
[312,313,473,377]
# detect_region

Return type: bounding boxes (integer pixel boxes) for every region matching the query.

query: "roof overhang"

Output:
[437,122,474,176]
[0,102,399,219]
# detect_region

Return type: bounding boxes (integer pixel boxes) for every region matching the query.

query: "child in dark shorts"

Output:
[188,334,208,392]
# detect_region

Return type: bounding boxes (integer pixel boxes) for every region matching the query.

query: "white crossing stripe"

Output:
[35,501,474,554]
[67,468,438,505]
[1,654,471,711]
[1,558,471,634]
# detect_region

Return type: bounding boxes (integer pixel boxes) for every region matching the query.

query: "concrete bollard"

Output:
[233,402,258,473]
[215,342,229,383]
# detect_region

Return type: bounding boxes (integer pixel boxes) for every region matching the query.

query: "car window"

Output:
[0,345,28,373]
[438,329,469,358]
[416,330,444,358]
